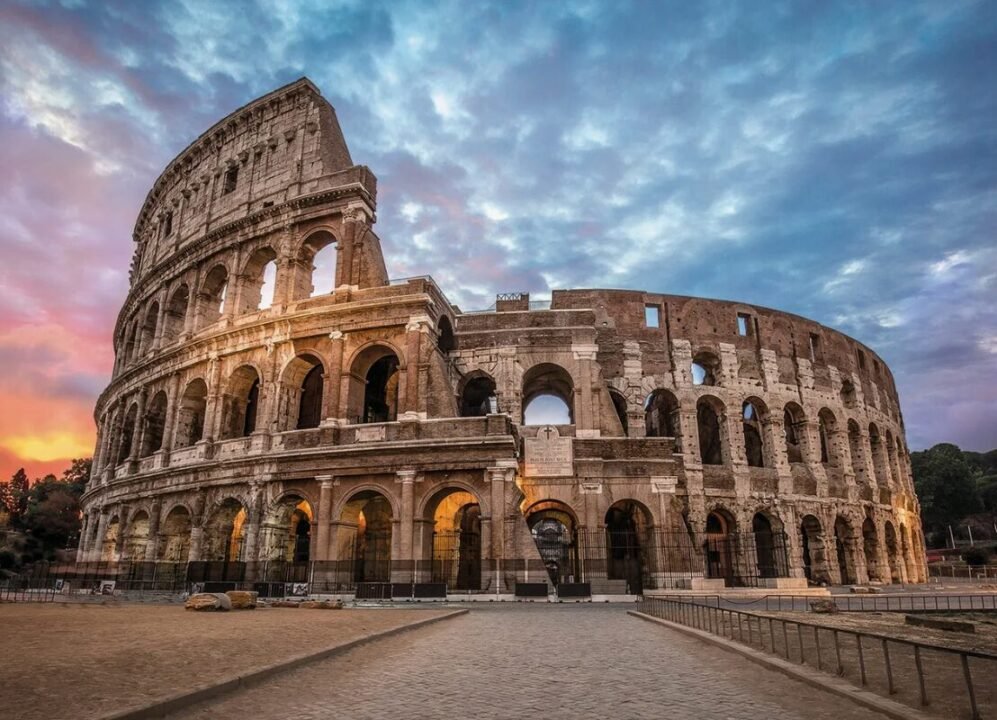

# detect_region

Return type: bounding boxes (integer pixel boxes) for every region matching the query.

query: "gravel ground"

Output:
[0,601,449,720]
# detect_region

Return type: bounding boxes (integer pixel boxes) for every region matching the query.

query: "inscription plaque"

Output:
[524,425,573,477]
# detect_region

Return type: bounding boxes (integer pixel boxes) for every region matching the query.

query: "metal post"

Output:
[797,624,805,664]
[857,635,867,686]
[882,639,895,694]
[961,654,980,720]
[833,630,843,676]
[783,622,790,659]
[814,626,822,670]
[913,646,928,706]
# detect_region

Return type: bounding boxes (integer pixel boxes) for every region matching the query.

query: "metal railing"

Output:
[636,596,997,719]
[929,565,997,582]
[653,593,997,613]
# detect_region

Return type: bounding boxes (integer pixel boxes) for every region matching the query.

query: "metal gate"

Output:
[352,530,391,583]
[531,519,582,585]
[605,529,647,595]
[431,529,481,590]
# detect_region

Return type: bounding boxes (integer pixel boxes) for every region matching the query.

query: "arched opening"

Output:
[900,523,917,583]
[526,500,581,586]
[609,389,629,436]
[220,365,261,439]
[157,506,192,562]
[296,230,337,299]
[868,423,888,487]
[116,404,139,465]
[522,363,574,425]
[886,431,902,487]
[239,247,279,313]
[605,500,652,594]
[705,509,736,585]
[742,400,765,468]
[197,264,228,328]
[140,391,168,456]
[800,515,831,584]
[862,518,883,582]
[174,379,208,448]
[437,316,456,354]
[280,354,325,430]
[124,511,150,561]
[691,350,720,386]
[139,301,159,355]
[101,516,120,561]
[645,390,680,438]
[261,496,313,563]
[427,488,481,590]
[696,397,724,465]
[884,521,902,583]
[783,403,806,464]
[121,321,139,366]
[459,373,497,417]
[340,490,393,583]
[834,516,856,585]
[848,420,867,485]
[162,284,189,344]
[752,513,781,578]
[840,379,857,409]
[818,408,836,465]
[346,346,401,424]
[203,499,247,562]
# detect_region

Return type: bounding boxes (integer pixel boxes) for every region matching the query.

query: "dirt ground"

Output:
[0,601,449,720]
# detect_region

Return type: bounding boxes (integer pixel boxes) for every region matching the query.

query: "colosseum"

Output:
[77,78,927,597]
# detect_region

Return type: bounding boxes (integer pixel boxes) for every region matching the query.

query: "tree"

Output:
[911,443,983,532]
[22,474,84,556]
[60,458,92,494]
[0,469,30,530]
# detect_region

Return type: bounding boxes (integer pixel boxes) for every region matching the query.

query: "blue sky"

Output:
[0,0,995,479]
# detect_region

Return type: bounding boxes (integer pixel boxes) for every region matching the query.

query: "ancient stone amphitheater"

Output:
[78,78,926,596]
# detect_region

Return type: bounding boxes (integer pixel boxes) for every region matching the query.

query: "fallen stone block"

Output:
[905,615,975,633]
[810,599,839,614]
[184,592,232,612]
[299,600,343,610]
[226,590,258,609]
[270,600,300,608]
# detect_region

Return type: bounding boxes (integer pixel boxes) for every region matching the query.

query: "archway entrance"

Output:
[834,516,856,585]
[705,510,736,585]
[203,499,246,562]
[605,500,651,594]
[526,501,581,586]
[157,506,191,562]
[124,512,150,561]
[341,491,393,583]
[752,513,780,578]
[885,522,902,583]
[863,518,883,582]
[427,489,481,591]
[800,515,831,585]
[261,496,313,563]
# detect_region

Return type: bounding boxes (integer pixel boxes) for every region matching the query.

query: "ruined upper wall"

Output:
[129,78,375,285]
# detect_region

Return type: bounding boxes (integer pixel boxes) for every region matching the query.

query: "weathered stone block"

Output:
[185,593,232,612]
[810,599,838,614]
[226,590,258,609]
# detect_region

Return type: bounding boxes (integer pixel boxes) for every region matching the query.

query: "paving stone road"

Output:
[173,604,888,720]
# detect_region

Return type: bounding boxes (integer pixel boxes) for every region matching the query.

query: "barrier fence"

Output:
[928,565,997,582]
[636,596,997,720]
[651,593,997,613]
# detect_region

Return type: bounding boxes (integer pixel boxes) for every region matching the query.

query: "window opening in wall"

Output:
[736,313,751,336]
[258,261,277,309]
[809,333,820,362]
[644,305,660,328]
[460,375,497,417]
[742,401,764,468]
[162,211,173,238]
[223,166,238,195]
[857,349,866,369]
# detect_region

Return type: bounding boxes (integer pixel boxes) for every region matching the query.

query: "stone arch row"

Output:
[680,345,903,426]
[94,342,410,475]
[115,227,341,373]
[629,388,913,495]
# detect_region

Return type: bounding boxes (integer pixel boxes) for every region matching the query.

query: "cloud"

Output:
[0,0,995,474]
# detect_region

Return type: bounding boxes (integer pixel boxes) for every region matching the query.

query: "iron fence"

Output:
[636,596,997,720]
[648,593,997,614]
[929,565,997,582]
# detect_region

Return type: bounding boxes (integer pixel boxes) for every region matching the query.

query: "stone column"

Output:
[182,266,201,338]
[161,373,181,463]
[203,354,223,442]
[90,510,111,562]
[76,514,91,562]
[323,331,345,424]
[315,476,334,562]
[338,208,358,288]
[572,344,599,436]
[129,389,148,469]
[153,292,168,350]
[396,470,418,581]
[402,318,428,420]
[145,501,162,561]
[117,504,131,561]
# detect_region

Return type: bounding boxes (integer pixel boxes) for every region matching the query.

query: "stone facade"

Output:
[78,78,927,593]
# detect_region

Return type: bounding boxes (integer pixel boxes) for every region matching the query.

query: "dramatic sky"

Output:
[1,1,995,481]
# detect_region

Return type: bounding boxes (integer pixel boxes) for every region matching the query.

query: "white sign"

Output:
[524,425,573,477]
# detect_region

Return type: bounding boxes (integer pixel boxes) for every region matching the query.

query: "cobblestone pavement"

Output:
[173,604,888,720]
